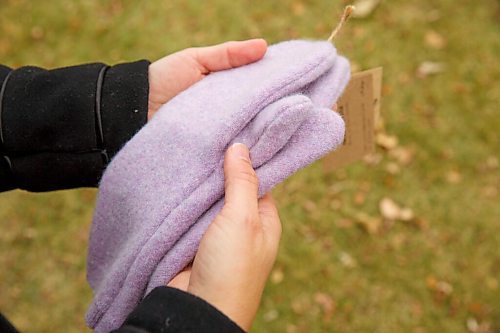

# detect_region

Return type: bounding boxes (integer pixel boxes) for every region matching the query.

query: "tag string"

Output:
[327,5,355,42]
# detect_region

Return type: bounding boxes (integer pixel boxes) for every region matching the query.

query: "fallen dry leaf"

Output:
[292,1,305,16]
[426,9,441,22]
[390,233,407,250]
[302,200,317,212]
[354,191,367,205]
[363,152,383,166]
[379,197,416,222]
[330,199,342,210]
[376,133,399,150]
[425,30,446,49]
[339,251,357,268]
[263,309,279,322]
[271,267,284,284]
[351,0,381,18]
[466,318,493,333]
[335,218,354,229]
[355,212,382,234]
[291,296,311,315]
[349,61,361,73]
[486,156,498,169]
[314,292,335,322]
[435,281,453,295]
[385,162,401,175]
[446,170,462,184]
[417,61,446,78]
[413,217,429,230]
[379,197,401,220]
[399,207,415,221]
[389,146,415,165]
[30,26,45,40]
[481,185,498,198]
[486,277,498,290]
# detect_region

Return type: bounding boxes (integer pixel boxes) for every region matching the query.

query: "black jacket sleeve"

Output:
[113,287,245,333]
[0,60,149,192]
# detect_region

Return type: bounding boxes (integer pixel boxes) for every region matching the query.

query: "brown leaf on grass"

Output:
[291,296,311,315]
[351,0,381,18]
[30,26,44,40]
[417,61,446,78]
[302,200,317,212]
[385,162,401,175]
[427,276,454,302]
[22,227,38,240]
[411,302,423,319]
[363,152,383,166]
[286,324,298,333]
[436,281,453,295]
[379,197,415,222]
[426,9,442,22]
[314,292,336,322]
[481,185,498,198]
[292,1,305,16]
[376,133,399,150]
[446,170,463,184]
[0,38,12,55]
[349,61,361,73]
[486,277,498,290]
[330,199,342,210]
[354,191,366,205]
[263,309,279,322]
[425,30,446,49]
[486,156,498,169]
[390,233,407,250]
[379,197,401,220]
[339,251,357,268]
[467,301,486,317]
[399,207,415,221]
[413,217,429,230]
[466,318,493,333]
[389,146,415,165]
[355,212,381,234]
[335,218,354,229]
[271,267,284,284]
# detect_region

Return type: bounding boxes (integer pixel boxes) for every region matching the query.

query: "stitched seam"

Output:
[0,70,15,181]
[95,66,109,166]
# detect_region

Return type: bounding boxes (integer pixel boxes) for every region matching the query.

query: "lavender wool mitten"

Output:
[86,40,350,332]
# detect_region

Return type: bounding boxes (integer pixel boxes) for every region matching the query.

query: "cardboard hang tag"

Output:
[322,67,383,170]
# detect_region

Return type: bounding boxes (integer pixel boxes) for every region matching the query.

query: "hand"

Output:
[167,143,282,331]
[148,39,268,120]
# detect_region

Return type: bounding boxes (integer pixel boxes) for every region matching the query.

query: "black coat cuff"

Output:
[113,286,245,333]
[0,60,149,192]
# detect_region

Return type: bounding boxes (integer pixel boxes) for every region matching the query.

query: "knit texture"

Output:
[86,40,350,332]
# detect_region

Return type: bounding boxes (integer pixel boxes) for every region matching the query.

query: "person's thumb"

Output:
[222,143,259,216]
[189,39,267,73]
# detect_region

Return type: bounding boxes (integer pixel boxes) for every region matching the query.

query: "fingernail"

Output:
[230,143,250,162]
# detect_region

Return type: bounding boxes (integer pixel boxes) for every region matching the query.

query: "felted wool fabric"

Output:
[86,40,350,332]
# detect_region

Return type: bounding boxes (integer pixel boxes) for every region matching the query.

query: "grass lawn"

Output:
[0,0,499,332]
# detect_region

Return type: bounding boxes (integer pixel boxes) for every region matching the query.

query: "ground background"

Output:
[0,0,499,332]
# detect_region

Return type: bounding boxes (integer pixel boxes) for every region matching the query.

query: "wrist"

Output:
[187,284,258,332]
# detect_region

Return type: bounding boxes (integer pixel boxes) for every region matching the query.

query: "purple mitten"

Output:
[86,40,350,332]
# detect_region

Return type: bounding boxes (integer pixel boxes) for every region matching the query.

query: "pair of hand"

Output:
[148,39,283,331]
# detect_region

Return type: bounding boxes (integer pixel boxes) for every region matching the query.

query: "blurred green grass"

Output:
[0,0,499,332]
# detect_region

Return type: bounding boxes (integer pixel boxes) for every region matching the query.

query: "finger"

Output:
[223,143,259,215]
[258,193,282,241]
[189,39,267,73]
[166,266,192,291]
